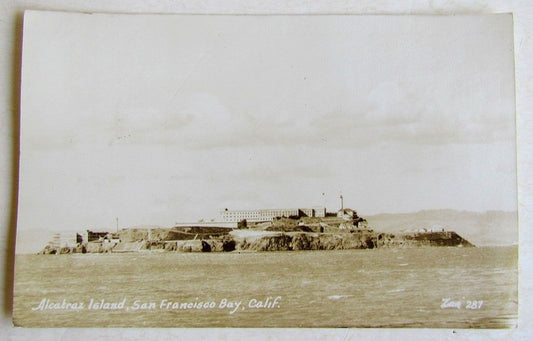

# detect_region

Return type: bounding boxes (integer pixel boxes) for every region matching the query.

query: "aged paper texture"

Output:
[14,11,517,328]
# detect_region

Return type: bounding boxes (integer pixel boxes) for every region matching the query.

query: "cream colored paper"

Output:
[14,11,517,328]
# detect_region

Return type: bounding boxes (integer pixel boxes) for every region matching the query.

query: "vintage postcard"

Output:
[14,11,517,328]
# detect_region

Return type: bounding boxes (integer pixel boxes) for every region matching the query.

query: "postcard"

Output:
[13,11,518,328]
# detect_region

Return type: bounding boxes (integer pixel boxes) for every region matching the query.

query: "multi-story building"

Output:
[220,207,326,222]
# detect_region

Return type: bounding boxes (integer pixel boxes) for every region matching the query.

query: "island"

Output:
[38,206,474,254]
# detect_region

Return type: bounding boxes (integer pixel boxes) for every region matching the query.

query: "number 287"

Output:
[465,300,483,309]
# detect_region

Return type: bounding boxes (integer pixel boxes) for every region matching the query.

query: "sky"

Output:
[18,12,516,232]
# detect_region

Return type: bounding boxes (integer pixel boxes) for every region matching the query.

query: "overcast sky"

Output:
[18,12,516,231]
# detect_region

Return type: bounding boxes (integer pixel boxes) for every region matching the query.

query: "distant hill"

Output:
[364,210,518,246]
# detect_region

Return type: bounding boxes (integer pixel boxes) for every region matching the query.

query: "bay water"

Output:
[13,246,517,328]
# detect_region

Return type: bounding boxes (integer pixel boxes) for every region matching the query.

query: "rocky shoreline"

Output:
[39,224,474,255]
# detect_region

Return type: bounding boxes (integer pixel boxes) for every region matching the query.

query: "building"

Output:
[78,230,110,243]
[299,207,326,218]
[337,208,358,220]
[220,207,326,222]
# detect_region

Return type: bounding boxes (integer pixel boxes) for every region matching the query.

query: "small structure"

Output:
[103,233,121,244]
[78,230,110,243]
[336,195,358,221]
[337,208,358,220]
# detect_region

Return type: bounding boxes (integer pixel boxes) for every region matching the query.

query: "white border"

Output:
[1,1,531,340]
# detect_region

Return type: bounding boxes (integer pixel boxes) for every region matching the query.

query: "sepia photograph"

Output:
[13,11,518,328]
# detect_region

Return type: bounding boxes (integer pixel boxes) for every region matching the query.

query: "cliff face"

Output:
[231,230,472,252]
[238,233,376,252]
[394,231,474,247]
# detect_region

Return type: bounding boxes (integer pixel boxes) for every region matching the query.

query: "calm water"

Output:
[13,247,517,328]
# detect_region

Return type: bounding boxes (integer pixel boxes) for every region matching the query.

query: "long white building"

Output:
[220,207,326,222]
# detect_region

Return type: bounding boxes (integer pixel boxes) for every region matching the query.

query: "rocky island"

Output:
[39,207,474,254]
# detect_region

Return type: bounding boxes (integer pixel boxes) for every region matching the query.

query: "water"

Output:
[13,246,517,328]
